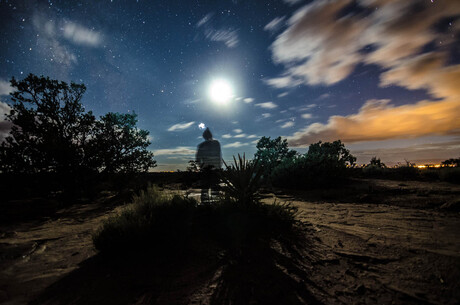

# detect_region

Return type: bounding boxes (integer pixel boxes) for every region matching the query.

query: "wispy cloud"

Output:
[0,101,12,142]
[273,1,460,145]
[277,92,288,98]
[0,79,14,96]
[222,134,232,139]
[153,146,195,156]
[32,12,103,67]
[301,113,312,119]
[233,129,243,133]
[261,113,272,119]
[63,22,102,47]
[255,102,278,109]
[264,16,285,33]
[197,12,239,48]
[223,141,249,148]
[196,13,213,27]
[283,0,303,5]
[167,121,195,131]
[204,28,239,48]
[234,133,247,138]
[281,121,294,128]
[267,1,460,87]
[243,98,254,103]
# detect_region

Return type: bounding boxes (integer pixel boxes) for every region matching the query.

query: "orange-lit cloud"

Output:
[268,0,460,86]
[288,98,460,147]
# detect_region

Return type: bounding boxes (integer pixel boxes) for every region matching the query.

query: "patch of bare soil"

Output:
[0,179,459,304]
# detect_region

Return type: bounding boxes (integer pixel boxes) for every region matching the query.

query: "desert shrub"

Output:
[93,185,197,255]
[392,164,420,180]
[362,164,386,177]
[420,169,440,181]
[94,183,305,259]
[220,154,263,206]
[440,168,460,184]
[271,140,355,189]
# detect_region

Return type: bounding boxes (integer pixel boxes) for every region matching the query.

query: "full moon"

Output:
[208,79,234,104]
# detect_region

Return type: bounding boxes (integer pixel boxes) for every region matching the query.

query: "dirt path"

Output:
[266,195,460,304]
[0,200,121,305]
[1,181,459,304]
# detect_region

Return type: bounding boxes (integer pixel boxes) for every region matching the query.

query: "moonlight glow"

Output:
[208,79,234,104]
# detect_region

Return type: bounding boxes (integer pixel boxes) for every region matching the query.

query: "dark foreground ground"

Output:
[0,178,459,304]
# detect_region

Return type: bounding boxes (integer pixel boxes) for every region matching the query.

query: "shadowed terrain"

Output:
[0,179,459,304]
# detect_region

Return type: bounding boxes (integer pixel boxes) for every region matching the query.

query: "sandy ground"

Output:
[0,179,459,304]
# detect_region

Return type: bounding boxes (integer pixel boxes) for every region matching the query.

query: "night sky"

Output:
[1,0,459,171]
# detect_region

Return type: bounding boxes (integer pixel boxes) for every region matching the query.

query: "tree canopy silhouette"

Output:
[0,74,156,174]
[254,136,297,177]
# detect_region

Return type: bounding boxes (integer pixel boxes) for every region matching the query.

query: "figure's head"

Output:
[203,127,213,140]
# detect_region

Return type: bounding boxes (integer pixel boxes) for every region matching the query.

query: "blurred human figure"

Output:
[196,127,222,203]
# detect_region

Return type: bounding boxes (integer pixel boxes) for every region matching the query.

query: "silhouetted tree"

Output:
[89,112,156,173]
[254,136,297,177]
[0,74,156,175]
[441,158,460,167]
[367,156,386,168]
[271,140,356,188]
[305,140,356,167]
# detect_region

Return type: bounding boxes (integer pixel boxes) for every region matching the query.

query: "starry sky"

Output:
[1,0,459,171]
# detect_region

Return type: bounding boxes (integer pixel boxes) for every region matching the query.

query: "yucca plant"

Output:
[221,154,263,206]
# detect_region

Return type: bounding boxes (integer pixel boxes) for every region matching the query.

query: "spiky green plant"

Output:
[221,154,263,206]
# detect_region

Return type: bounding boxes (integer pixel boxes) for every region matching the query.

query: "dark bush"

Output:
[93,185,305,259]
[93,185,197,255]
[440,168,460,184]
[362,164,386,177]
[271,140,355,189]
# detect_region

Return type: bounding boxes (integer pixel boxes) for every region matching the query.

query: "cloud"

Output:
[204,28,239,48]
[317,93,330,100]
[380,52,460,100]
[264,17,285,33]
[301,113,312,119]
[222,134,232,139]
[0,101,12,142]
[255,102,278,109]
[268,0,460,87]
[63,22,102,46]
[277,92,289,98]
[234,133,247,138]
[196,13,213,27]
[261,113,272,119]
[0,80,14,96]
[288,99,460,147]
[243,98,254,103]
[223,141,249,148]
[153,146,195,156]
[264,75,301,88]
[247,134,259,139]
[233,129,243,133]
[32,13,102,67]
[283,0,303,5]
[281,121,294,128]
[167,121,195,131]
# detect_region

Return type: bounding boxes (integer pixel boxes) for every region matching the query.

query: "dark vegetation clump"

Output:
[0,74,156,199]
[266,139,356,189]
[93,185,198,256]
[93,155,306,260]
